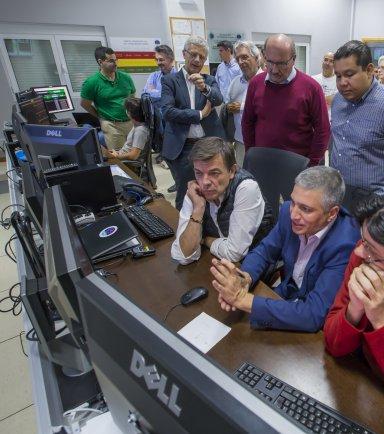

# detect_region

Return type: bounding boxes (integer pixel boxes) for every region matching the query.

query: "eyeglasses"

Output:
[103,58,117,64]
[264,55,294,69]
[184,49,206,61]
[360,228,384,264]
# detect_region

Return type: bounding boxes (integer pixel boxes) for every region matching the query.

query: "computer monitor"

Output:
[23,124,103,173]
[76,273,301,434]
[19,95,51,125]
[11,104,37,163]
[20,162,44,237]
[43,184,94,374]
[33,85,74,114]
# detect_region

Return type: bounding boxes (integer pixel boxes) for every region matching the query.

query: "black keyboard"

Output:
[125,205,174,240]
[234,362,374,434]
[43,162,78,175]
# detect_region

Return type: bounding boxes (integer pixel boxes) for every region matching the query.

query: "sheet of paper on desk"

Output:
[110,165,132,179]
[178,312,231,354]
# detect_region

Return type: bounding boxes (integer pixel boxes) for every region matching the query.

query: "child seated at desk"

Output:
[107,97,149,161]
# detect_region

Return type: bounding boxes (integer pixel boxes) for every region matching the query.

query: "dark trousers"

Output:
[165,141,196,210]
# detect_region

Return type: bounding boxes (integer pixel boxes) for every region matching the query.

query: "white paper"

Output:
[191,20,205,38]
[172,34,190,61]
[178,312,231,354]
[110,165,132,179]
[82,411,123,434]
[172,19,192,35]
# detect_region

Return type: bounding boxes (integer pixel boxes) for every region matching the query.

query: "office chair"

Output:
[220,104,236,143]
[243,147,309,222]
[342,184,374,214]
[122,94,157,188]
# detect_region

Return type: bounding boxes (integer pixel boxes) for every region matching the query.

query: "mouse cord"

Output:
[163,303,182,322]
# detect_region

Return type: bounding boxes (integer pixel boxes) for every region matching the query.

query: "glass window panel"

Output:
[4,39,59,90]
[295,45,307,72]
[60,40,101,92]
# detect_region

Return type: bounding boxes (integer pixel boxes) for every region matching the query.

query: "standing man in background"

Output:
[242,34,330,166]
[215,40,241,101]
[161,36,225,210]
[81,46,136,150]
[312,51,338,119]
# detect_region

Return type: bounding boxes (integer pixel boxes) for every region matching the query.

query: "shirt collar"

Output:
[360,77,376,102]
[299,219,335,245]
[265,67,297,84]
[224,57,236,67]
[98,70,117,83]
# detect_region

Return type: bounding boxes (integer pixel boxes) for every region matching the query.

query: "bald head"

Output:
[263,34,296,84]
[322,51,335,77]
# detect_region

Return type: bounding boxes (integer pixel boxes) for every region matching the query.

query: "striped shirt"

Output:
[330,79,384,193]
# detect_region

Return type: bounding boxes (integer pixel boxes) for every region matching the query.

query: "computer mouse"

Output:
[180,287,208,306]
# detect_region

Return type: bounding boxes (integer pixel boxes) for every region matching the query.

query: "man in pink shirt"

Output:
[242,34,330,166]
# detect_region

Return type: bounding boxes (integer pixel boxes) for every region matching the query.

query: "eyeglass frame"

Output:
[360,227,384,264]
[263,53,295,69]
[183,48,207,62]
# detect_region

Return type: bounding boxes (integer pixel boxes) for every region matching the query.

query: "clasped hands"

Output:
[210,258,253,312]
[347,263,384,330]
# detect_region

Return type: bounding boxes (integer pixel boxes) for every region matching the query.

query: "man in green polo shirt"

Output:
[81,46,136,149]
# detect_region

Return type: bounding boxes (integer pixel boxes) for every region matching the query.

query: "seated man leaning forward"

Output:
[171,137,273,265]
[211,166,361,332]
[324,195,384,379]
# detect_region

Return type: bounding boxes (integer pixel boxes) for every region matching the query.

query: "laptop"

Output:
[72,112,101,129]
[79,210,138,261]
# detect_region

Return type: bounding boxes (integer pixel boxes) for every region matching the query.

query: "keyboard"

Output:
[124,205,174,241]
[234,362,373,434]
[43,162,78,175]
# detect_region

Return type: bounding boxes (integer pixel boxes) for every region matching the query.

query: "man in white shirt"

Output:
[215,40,241,101]
[312,51,338,118]
[171,137,272,265]
[226,41,262,164]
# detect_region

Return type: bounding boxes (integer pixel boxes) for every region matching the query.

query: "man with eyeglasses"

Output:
[324,196,384,379]
[242,34,330,166]
[210,166,360,332]
[161,36,225,210]
[81,46,136,150]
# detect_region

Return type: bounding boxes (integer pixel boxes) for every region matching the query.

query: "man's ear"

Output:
[229,163,237,179]
[366,63,375,76]
[328,205,339,222]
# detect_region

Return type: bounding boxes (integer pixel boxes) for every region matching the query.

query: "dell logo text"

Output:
[130,349,182,417]
[46,130,62,137]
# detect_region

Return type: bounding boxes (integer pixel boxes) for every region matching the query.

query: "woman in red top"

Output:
[324,195,384,379]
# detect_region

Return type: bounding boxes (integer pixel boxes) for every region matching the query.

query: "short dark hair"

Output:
[189,137,236,170]
[334,40,372,70]
[124,97,145,123]
[217,40,234,54]
[94,46,115,63]
[354,195,384,245]
[155,44,174,61]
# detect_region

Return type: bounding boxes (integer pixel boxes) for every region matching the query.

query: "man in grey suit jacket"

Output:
[161,36,226,209]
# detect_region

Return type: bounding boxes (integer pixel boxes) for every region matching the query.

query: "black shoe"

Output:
[167,184,177,193]
[155,155,163,164]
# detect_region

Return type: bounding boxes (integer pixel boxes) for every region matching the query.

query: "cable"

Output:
[0,204,25,229]
[163,303,182,322]
[19,331,28,357]
[5,169,19,186]
[4,234,17,263]
[26,328,38,342]
[0,282,22,316]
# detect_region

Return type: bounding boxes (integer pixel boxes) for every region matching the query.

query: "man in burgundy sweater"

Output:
[242,34,330,166]
[324,195,384,380]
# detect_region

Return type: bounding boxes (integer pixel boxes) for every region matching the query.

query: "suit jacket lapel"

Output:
[176,70,191,107]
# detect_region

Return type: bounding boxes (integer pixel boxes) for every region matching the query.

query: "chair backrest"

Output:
[141,93,163,153]
[243,147,309,221]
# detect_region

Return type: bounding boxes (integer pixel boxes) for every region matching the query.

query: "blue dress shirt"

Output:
[215,58,241,101]
[142,67,177,100]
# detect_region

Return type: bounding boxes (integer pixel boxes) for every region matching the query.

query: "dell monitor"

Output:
[76,273,302,434]
[33,85,74,114]
[43,184,94,374]
[23,124,103,174]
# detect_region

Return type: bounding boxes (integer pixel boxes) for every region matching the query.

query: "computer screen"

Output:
[19,96,51,125]
[23,124,103,173]
[33,85,74,114]
[20,162,44,237]
[43,184,94,373]
[76,273,301,434]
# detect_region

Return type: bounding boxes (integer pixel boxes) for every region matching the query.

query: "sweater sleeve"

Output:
[241,76,257,152]
[323,252,369,356]
[308,83,330,166]
[363,327,384,379]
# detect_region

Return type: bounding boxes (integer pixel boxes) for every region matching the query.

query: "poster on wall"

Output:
[207,32,245,64]
[109,37,161,73]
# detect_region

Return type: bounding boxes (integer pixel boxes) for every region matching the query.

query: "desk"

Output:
[104,196,383,434]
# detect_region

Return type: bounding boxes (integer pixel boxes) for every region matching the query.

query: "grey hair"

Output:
[234,40,260,58]
[184,36,209,54]
[378,55,384,66]
[295,166,345,211]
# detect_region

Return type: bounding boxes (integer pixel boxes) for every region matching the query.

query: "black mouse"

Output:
[180,287,208,306]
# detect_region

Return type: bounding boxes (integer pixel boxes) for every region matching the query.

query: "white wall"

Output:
[204,0,353,75]
[353,0,384,39]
